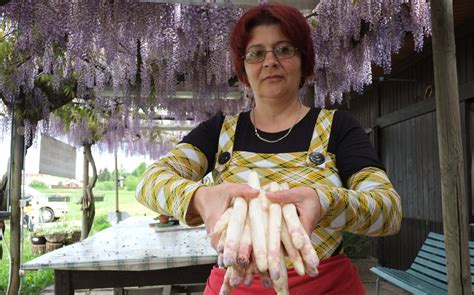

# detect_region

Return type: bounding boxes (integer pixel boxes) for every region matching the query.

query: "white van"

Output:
[23,187,69,223]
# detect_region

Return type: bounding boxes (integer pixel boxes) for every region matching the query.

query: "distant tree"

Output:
[131,162,147,177]
[95,181,115,191]
[125,176,139,191]
[119,165,130,179]
[97,168,111,182]
[30,180,48,189]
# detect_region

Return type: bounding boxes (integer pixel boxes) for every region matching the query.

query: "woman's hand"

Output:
[191,182,259,249]
[265,186,322,236]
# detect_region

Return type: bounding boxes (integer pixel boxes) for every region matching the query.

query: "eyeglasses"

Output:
[242,44,298,64]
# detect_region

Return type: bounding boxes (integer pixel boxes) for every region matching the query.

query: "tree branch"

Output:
[0,29,18,41]
[81,143,96,239]
[305,11,317,19]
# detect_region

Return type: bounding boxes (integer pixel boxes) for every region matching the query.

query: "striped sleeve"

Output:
[316,167,402,236]
[135,143,209,226]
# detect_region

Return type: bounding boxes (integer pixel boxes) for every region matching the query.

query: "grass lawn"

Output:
[0,187,157,293]
[1,226,55,294]
[38,188,156,219]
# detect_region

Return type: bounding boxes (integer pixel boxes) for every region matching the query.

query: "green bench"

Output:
[370,232,474,295]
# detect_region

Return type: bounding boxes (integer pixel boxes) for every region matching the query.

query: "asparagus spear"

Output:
[280,183,305,250]
[236,217,252,269]
[300,229,319,277]
[230,264,245,287]
[242,258,256,287]
[268,182,282,280]
[280,218,305,275]
[217,227,227,268]
[272,249,289,295]
[223,197,248,267]
[213,207,233,236]
[247,171,268,272]
[219,267,234,295]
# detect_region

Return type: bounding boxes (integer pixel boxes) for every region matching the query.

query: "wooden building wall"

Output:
[346,21,474,269]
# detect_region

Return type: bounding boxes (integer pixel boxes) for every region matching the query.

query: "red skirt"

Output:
[204,254,365,295]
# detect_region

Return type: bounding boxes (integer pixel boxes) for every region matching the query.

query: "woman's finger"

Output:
[228,184,260,200]
[265,189,298,204]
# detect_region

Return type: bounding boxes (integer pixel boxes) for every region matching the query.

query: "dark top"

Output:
[181,108,384,185]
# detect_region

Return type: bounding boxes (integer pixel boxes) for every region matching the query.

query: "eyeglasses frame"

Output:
[241,45,299,64]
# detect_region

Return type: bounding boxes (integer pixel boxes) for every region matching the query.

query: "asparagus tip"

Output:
[223,256,234,267]
[230,276,241,288]
[262,278,272,288]
[269,268,281,281]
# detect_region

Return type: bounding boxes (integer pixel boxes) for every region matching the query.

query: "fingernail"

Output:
[217,255,224,267]
[220,291,228,295]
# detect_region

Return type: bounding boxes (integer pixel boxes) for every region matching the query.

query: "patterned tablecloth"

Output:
[22,217,217,271]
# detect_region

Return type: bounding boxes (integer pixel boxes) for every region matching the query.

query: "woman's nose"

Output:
[263,51,279,67]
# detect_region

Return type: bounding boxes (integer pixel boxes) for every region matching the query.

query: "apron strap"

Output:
[305,109,337,169]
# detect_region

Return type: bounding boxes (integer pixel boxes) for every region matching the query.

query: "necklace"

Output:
[252,103,301,144]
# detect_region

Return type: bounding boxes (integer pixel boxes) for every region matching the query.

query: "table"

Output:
[22,217,217,294]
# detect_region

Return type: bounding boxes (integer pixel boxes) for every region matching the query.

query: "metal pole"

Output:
[430,0,472,293]
[81,145,89,240]
[115,148,119,213]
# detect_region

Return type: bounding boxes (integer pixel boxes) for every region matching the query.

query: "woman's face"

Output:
[244,24,302,102]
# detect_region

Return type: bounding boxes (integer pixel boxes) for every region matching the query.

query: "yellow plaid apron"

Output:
[212,109,343,260]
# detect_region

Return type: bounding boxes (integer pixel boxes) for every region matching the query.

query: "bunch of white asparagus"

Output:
[212,171,320,295]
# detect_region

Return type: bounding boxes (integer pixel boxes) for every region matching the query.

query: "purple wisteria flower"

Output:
[0,0,431,157]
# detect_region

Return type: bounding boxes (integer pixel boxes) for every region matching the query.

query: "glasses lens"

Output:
[245,49,266,63]
[244,44,297,63]
[274,45,295,59]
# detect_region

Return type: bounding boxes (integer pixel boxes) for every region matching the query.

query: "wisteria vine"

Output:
[0,0,431,158]
[311,0,431,105]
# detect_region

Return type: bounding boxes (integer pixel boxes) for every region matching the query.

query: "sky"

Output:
[0,133,153,181]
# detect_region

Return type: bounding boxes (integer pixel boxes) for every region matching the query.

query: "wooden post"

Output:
[81,143,96,239]
[7,113,24,295]
[430,0,472,294]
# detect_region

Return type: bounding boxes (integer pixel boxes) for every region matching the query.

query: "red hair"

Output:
[230,3,315,87]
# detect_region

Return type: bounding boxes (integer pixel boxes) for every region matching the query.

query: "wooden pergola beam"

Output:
[430,0,472,293]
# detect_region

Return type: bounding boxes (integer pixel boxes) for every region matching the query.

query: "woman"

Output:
[136,3,401,294]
